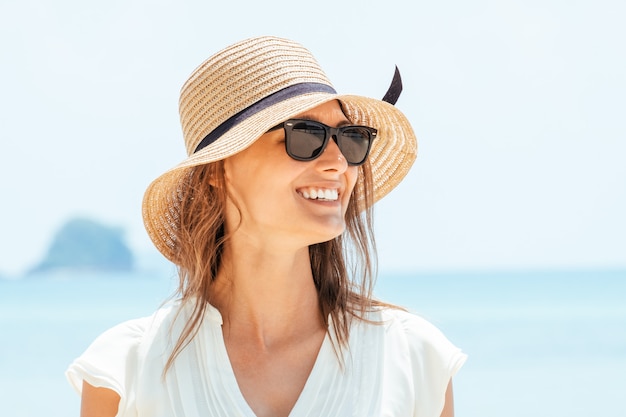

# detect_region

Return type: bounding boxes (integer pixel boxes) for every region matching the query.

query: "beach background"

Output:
[1,0,625,415]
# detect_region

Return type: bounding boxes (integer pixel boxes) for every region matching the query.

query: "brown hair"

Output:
[164,157,391,373]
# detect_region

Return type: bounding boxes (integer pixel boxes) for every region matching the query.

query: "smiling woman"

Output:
[65,36,465,417]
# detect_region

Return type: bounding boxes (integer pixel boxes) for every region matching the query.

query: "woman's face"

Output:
[223,100,358,248]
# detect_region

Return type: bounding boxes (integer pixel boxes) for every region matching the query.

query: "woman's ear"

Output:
[207,161,226,188]
[207,174,218,188]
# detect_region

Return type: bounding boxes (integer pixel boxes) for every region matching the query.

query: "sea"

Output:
[0,267,624,416]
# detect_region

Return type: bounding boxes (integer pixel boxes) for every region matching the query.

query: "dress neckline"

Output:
[206,303,334,417]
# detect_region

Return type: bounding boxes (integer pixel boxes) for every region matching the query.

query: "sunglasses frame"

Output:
[268,118,377,166]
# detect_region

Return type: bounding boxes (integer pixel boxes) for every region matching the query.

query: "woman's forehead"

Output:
[294,100,349,124]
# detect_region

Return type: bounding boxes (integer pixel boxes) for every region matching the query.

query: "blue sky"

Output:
[1,0,624,275]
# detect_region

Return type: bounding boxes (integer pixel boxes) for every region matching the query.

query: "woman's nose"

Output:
[315,136,348,172]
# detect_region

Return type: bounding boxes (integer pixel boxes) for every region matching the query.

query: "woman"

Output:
[67,36,466,417]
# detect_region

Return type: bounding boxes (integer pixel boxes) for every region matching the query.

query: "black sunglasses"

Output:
[267,119,377,166]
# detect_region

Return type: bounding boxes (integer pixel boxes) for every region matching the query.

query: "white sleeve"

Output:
[390,309,467,417]
[65,316,149,415]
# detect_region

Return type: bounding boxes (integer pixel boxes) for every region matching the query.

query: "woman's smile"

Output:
[297,187,339,201]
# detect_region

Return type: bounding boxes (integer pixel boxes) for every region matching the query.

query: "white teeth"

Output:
[299,188,339,201]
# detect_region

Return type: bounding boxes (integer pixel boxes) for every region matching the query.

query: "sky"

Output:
[1,0,625,276]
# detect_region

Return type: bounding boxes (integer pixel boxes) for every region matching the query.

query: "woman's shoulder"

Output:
[95,303,177,342]
[66,303,182,393]
[71,304,180,367]
[370,307,467,370]
[379,307,447,341]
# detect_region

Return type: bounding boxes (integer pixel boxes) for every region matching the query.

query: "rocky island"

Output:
[29,217,134,274]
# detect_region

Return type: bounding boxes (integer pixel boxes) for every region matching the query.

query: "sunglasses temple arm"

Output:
[381,66,403,105]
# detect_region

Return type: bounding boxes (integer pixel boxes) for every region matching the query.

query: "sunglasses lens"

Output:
[288,121,326,160]
[338,127,372,165]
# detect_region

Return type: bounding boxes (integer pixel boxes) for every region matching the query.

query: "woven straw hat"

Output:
[143,36,417,262]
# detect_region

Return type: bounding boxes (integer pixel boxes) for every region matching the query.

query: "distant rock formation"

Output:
[29,217,134,274]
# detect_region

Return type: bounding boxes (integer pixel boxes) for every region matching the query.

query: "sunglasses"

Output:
[267,119,377,166]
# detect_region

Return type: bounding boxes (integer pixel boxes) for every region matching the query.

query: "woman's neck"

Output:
[209,242,324,347]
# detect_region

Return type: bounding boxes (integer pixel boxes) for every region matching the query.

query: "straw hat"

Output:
[143,36,417,262]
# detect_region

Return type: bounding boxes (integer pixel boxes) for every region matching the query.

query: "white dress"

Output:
[66,302,466,417]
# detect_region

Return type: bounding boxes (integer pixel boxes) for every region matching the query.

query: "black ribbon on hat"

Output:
[381,66,402,105]
[194,67,403,154]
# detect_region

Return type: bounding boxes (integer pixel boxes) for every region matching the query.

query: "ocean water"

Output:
[0,268,624,416]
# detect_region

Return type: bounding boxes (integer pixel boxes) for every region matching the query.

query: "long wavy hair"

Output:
[164,155,390,373]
